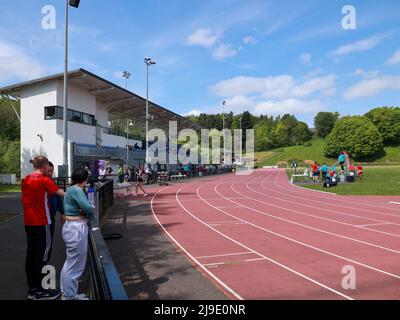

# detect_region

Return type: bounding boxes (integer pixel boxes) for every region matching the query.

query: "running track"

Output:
[150,169,400,300]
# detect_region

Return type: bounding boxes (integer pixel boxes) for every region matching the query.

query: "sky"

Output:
[0,0,400,127]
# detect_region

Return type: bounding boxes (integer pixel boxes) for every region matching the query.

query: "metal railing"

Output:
[87,180,128,300]
[54,177,127,300]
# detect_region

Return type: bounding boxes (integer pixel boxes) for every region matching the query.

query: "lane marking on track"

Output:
[208,182,400,279]
[150,186,244,301]
[356,222,392,228]
[389,202,400,206]
[261,171,400,224]
[243,177,400,240]
[203,258,268,267]
[179,183,352,300]
[195,252,254,259]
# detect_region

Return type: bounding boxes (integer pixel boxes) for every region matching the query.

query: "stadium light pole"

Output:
[239,116,243,164]
[144,57,156,164]
[63,0,80,177]
[222,101,226,165]
[122,71,132,90]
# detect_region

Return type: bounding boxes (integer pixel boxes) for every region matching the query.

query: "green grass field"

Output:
[256,138,400,167]
[287,167,400,195]
[0,184,21,193]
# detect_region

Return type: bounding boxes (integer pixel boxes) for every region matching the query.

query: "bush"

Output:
[324,116,383,160]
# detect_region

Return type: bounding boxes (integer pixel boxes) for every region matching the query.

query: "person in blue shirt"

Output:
[321,163,329,180]
[338,152,347,171]
[60,168,93,300]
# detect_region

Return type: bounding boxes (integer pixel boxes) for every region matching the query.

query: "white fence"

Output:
[0,174,17,185]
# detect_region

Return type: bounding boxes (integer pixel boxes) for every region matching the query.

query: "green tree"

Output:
[314,112,340,138]
[293,122,312,145]
[324,116,383,160]
[0,98,20,141]
[365,107,400,146]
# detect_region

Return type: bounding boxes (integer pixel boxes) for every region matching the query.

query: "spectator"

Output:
[321,163,329,181]
[23,156,65,300]
[338,152,347,171]
[60,168,94,300]
[357,163,364,180]
[44,162,65,261]
[134,165,148,197]
[117,164,124,183]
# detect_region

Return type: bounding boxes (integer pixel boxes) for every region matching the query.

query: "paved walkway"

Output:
[0,193,66,300]
[103,195,228,300]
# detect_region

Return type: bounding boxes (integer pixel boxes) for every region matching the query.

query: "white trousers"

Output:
[60,220,88,299]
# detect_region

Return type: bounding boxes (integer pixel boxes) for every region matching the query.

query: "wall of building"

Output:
[20,80,64,178]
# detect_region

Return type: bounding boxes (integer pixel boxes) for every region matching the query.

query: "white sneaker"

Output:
[144,193,149,197]
[75,293,90,300]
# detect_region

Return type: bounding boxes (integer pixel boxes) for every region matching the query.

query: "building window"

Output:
[44,106,96,126]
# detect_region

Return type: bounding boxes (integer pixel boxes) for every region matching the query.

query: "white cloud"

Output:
[291,75,336,98]
[186,28,219,48]
[300,53,311,66]
[223,95,255,113]
[212,44,238,60]
[0,41,44,82]
[242,36,257,45]
[210,74,336,100]
[183,109,202,116]
[331,33,390,57]
[254,99,324,116]
[351,69,379,79]
[344,75,400,99]
[386,49,400,65]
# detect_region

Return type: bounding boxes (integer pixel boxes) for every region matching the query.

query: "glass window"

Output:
[57,107,64,119]
[44,106,56,119]
[72,111,81,122]
[82,113,90,125]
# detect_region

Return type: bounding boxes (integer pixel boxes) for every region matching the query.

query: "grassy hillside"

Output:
[256,138,400,167]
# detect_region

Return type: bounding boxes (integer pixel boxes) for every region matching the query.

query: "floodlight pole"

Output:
[239,116,243,164]
[222,101,226,164]
[62,0,69,173]
[63,0,79,176]
[145,58,156,164]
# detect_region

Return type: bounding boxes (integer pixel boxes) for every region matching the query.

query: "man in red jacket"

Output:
[22,156,65,300]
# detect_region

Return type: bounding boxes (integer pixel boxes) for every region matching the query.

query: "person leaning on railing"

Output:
[60,168,94,300]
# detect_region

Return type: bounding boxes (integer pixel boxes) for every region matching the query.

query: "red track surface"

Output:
[150,169,400,300]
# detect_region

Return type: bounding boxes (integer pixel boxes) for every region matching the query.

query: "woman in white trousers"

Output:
[61,168,94,300]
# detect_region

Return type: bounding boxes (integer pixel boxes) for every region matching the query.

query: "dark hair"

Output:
[33,156,49,169]
[71,168,89,185]
[48,161,54,168]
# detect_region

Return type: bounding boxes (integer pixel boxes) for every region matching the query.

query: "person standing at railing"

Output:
[22,156,65,300]
[60,168,93,300]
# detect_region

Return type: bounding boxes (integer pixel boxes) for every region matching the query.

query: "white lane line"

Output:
[209,182,400,280]
[243,177,400,240]
[196,251,254,259]
[180,184,352,300]
[260,173,400,225]
[389,202,400,206]
[279,170,400,214]
[204,258,268,267]
[150,186,244,300]
[357,222,392,228]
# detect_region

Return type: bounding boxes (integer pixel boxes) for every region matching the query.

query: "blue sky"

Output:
[1,0,400,126]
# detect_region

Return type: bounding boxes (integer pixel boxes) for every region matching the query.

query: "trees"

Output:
[0,98,21,176]
[365,107,400,146]
[314,112,339,138]
[324,116,383,160]
[293,122,312,145]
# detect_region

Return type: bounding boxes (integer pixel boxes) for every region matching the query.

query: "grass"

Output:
[287,167,400,195]
[0,184,21,193]
[255,138,400,167]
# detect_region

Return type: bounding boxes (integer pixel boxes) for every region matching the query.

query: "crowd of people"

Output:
[309,152,364,185]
